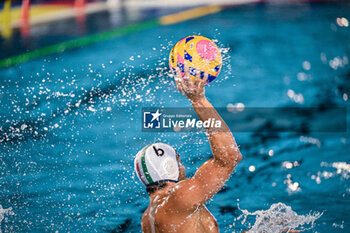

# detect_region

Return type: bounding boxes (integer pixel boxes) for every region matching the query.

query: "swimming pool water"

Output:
[0,2,350,232]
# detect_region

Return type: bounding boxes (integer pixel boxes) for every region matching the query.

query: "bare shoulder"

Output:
[141,208,148,222]
[162,158,237,212]
[158,181,193,212]
[141,207,151,233]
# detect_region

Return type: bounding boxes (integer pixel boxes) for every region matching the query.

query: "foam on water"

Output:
[311,161,350,185]
[0,205,14,233]
[236,202,322,233]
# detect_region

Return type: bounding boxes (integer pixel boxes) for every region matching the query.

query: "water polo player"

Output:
[134,66,242,233]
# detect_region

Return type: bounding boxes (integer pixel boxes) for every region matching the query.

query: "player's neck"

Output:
[148,182,176,202]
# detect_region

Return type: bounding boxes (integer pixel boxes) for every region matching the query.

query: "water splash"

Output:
[215,40,232,82]
[237,202,322,233]
[0,205,14,233]
[311,161,350,184]
[0,36,233,145]
[284,174,301,194]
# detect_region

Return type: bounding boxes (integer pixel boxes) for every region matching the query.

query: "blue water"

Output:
[1,2,350,232]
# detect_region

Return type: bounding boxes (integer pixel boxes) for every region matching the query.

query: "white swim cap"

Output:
[134,143,180,186]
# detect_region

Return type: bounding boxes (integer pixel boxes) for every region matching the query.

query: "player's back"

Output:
[141,196,219,233]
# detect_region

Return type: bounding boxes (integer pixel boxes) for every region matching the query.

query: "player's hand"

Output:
[175,65,208,103]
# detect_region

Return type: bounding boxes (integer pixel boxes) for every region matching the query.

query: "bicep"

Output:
[168,158,237,211]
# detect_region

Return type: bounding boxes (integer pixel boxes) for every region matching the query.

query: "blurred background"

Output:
[0,0,350,232]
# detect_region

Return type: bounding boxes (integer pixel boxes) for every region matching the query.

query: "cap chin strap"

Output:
[146,179,178,187]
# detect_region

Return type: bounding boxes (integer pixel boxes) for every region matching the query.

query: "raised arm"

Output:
[166,66,242,212]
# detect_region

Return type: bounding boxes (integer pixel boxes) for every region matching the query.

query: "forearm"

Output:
[191,97,228,131]
[191,97,241,165]
[174,66,242,164]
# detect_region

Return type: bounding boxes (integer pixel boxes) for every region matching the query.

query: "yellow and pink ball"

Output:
[169,35,222,84]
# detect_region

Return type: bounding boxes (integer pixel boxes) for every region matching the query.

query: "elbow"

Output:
[228,143,243,165]
[229,148,242,166]
[217,147,242,167]
[235,150,242,163]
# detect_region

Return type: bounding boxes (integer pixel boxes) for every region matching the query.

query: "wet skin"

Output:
[142,183,219,233]
[140,67,301,233]
[141,67,242,233]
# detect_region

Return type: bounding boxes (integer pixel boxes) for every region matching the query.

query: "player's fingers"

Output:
[183,65,190,87]
[175,78,182,92]
[184,65,190,77]
[194,70,201,87]
[200,73,208,88]
[175,67,182,79]
[175,68,184,91]
[175,68,184,92]
[177,79,186,94]
[187,66,197,89]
